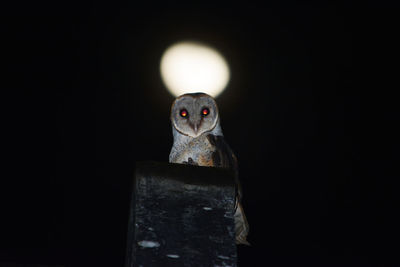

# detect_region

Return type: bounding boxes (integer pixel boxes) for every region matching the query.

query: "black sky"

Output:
[3,1,398,266]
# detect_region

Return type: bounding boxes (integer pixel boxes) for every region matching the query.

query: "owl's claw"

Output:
[183,157,198,165]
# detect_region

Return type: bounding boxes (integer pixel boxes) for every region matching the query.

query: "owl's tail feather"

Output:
[234,201,250,245]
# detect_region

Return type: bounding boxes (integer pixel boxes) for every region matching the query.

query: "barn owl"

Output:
[169,92,249,245]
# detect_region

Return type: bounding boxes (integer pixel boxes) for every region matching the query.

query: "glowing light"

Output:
[160,41,230,98]
[180,109,188,117]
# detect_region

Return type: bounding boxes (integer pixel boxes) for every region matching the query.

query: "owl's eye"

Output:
[201,108,210,116]
[180,109,188,117]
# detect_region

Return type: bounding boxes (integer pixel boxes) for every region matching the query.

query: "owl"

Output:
[169,92,249,245]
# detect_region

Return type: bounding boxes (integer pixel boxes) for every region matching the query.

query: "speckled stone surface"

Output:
[126,161,237,267]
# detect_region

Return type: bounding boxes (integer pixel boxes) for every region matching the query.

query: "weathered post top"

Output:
[126,161,237,267]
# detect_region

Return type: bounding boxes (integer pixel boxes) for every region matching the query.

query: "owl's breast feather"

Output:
[171,134,216,167]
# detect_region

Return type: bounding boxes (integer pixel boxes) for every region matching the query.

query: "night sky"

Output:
[3,1,398,266]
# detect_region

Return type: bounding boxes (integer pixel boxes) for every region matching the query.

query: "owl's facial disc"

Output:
[171,93,219,138]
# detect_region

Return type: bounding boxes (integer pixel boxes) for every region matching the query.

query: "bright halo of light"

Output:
[160,41,230,98]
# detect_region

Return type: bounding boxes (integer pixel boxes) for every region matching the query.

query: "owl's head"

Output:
[171,93,219,138]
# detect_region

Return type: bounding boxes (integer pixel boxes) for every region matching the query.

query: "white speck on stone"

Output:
[138,240,160,248]
[148,227,154,231]
[166,254,180,258]
[224,212,231,218]
[218,255,230,260]
[203,207,213,211]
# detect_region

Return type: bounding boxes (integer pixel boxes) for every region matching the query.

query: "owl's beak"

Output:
[189,121,201,136]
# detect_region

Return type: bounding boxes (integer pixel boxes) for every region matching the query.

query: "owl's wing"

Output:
[206,134,241,200]
[207,134,250,245]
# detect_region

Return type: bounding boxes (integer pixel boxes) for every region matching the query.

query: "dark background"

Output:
[3,1,398,266]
